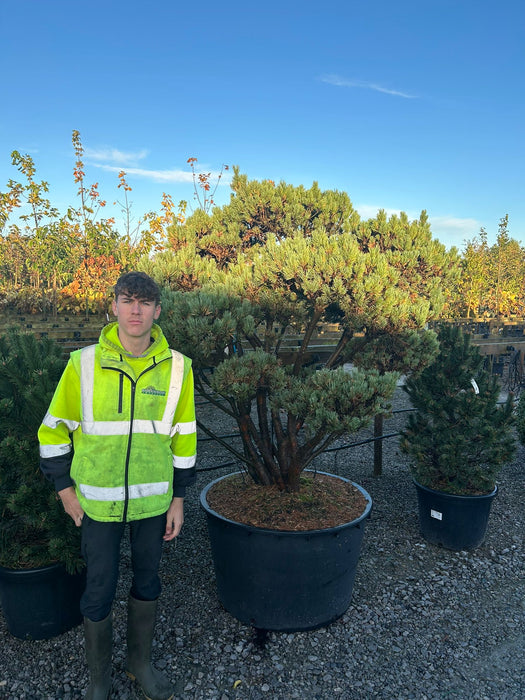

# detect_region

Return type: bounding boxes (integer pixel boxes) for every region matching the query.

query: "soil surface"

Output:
[205,472,369,530]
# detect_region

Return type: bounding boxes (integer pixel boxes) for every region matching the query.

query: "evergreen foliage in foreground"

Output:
[0,329,83,572]
[400,325,516,495]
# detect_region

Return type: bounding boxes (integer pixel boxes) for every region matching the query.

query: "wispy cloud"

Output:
[430,215,481,246]
[84,146,230,186]
[94,163,195,184]
[84,147,149,167]
[320,74,416,99]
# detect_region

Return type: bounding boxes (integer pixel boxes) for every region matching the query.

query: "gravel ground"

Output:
[0,389,523,700]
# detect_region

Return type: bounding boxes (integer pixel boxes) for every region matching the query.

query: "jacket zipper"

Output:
[105,358,168,523]
[122,382,135,522]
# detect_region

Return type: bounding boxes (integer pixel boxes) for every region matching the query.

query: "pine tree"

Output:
[157,172,458,491]
[400,325,515,495]
[0,329,83,571]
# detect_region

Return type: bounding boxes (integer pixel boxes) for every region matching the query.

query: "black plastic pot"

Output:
[200,471,372,631]
[0,562,85,640]
[414,480,498,551]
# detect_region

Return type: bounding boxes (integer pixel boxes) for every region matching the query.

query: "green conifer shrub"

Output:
[400,325,516,495]
[0,329,83,572]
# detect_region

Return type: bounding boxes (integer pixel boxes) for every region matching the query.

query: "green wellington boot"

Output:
[125,596,175,700]
[84,614,112,699]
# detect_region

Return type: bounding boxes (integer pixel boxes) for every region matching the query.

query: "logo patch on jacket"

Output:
[142,386,166,396]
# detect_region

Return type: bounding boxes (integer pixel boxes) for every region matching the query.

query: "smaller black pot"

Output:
[0,562,86,640]
[414,480,498,551]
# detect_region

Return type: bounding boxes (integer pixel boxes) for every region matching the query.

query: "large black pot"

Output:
[0,562,85,640]
[200,471,372,631]
[414,480,498,551]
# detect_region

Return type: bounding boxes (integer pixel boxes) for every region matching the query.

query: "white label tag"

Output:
[430,509,443,520]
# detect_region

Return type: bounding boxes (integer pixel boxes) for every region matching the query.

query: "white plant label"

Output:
[430,509,443,520]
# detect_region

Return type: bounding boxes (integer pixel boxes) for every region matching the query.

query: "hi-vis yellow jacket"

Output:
[38,323,197,523]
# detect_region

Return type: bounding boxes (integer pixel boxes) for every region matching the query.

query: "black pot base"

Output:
[0,563,85,640]
[414,480,497,551]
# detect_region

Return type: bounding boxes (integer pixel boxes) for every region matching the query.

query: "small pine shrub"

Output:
[0,328,84,572]
[400,325,516,495]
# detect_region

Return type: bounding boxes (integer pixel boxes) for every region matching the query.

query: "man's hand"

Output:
[164,497,184,541]
[58,486,84,527]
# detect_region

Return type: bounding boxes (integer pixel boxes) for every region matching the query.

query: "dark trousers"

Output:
[80,513,166,621]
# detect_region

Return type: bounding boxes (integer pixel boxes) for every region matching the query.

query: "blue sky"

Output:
[1,0,523,251]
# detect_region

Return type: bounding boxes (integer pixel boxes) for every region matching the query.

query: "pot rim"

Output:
[412,478,498,500]
[0,561,66,576]
[200,470,373,535]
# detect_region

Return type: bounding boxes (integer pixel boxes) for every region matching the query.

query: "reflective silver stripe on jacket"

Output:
[163,350,185,422]
[80,345,97,423]
[41,410,80,433]
[170,420,197,437]
[78,419,196,437]
[173,455,196,469]
[81,420,172,436]
[39,442,72,458]
[78,481,170,501]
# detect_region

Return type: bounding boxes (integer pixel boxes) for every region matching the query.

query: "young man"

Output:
[38,272,196,700]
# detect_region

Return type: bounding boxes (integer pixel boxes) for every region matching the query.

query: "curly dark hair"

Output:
[113,272,161,305]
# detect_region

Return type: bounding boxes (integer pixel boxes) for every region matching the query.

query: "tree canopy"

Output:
[157,171,458,489]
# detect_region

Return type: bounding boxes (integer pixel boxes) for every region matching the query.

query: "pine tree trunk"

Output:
[373,413,383,476]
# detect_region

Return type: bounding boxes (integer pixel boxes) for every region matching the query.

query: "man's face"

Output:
[112,293,161,345]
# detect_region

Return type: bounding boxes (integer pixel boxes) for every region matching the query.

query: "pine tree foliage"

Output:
[0,329,83,571]
[400,325,515,495]
[156,172,459,491]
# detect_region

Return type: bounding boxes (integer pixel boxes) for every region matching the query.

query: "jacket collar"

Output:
[98,322,171,363]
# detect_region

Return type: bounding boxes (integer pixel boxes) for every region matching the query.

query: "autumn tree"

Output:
[0,152,61,294]
[450,216,525,318]
[456,230,491,317]
[112,170,184,266]
[187,157,229,214]
[0,229,29,288]
[63,131,128,316]
[490,215,525,316]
